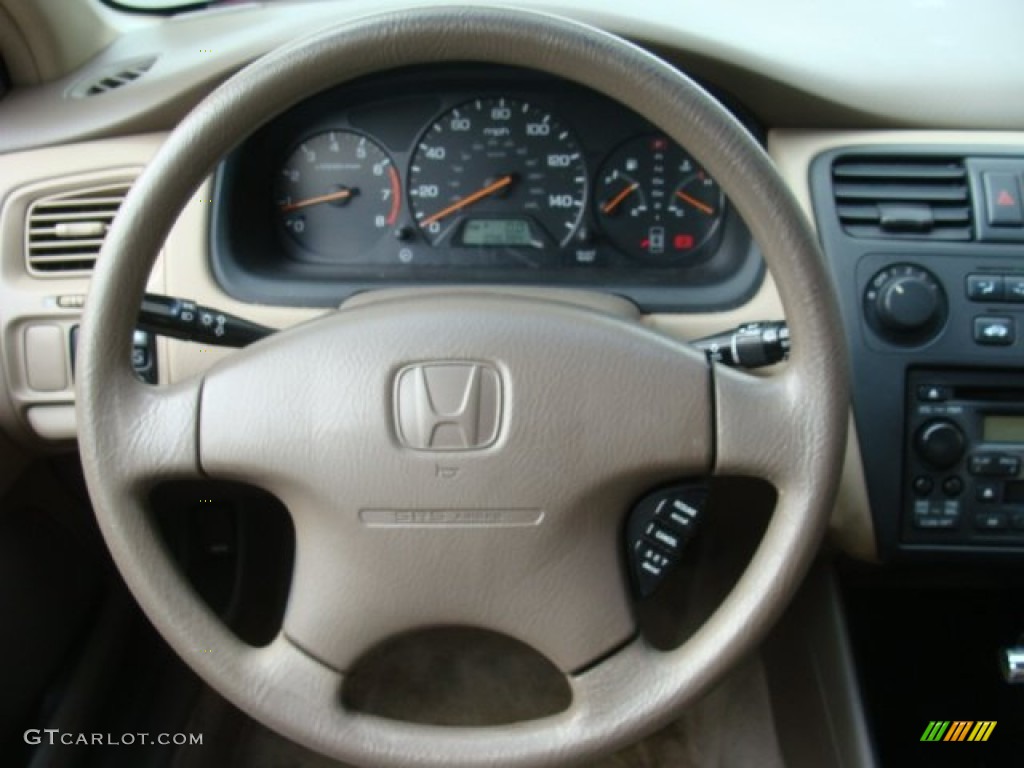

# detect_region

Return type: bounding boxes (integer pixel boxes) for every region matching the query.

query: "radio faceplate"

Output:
[905,369,1024,547]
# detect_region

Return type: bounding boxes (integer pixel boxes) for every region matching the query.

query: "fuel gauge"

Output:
[594,135,724,262]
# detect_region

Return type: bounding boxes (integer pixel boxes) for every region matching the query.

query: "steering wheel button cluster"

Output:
[626,485,708,597]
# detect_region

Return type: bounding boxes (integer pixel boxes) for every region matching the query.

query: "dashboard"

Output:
[212,66,762,310]
[0,0,1022,567]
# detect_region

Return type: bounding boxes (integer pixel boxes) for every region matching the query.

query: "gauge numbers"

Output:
[275,130,400,261]
[408,98,587,249]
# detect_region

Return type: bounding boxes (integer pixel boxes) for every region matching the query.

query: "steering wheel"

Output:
[76,7,847,767]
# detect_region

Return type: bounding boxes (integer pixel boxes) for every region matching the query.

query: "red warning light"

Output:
[651,138,668,151]
[673,234,695,250]
[997,189,1017,207]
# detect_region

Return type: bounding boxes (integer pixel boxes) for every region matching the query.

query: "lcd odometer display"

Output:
[460,218,536,247]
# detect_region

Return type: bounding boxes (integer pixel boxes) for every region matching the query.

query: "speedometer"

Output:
[408,98,587,248]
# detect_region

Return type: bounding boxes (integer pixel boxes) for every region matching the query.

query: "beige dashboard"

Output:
[3,115,1024,560]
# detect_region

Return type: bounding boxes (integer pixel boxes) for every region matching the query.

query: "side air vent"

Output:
[832,157,973,241]
[71,57,156,98]
[25,184,130,274]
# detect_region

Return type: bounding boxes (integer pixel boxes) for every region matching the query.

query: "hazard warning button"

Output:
[983,172,1024,227]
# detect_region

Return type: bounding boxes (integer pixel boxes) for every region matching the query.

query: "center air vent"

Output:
[25,184,130,274]
[832,157,973,241]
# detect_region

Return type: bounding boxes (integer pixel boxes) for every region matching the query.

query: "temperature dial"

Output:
[864,264,947,345]
[594,135,724,262]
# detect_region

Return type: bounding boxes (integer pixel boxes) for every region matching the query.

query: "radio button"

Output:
[917,385,951,402]
[1005,276,1024,303]
[997,455,1021,476]
[969,452,1013,476]
[973,316,1015,346]
[976,482,1001,503]
[966,274,1005,301]
[974,512,1009,531]
[913,476,934,496]
[941,476,964,497]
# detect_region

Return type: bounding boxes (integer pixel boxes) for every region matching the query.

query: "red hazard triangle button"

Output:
[984,172,1023,227]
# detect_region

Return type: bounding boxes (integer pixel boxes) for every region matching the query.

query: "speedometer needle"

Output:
[602,182,639,214]
[420,175,513,226]
[674,190,715,216]
[279,187,354,212]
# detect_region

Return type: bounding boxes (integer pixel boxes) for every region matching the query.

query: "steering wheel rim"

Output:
[76,6,848,767]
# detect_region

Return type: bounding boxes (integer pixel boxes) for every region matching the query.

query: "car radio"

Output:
[904,369,1024,547]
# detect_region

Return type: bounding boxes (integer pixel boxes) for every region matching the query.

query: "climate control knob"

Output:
[865,265,947,344]
[915,419,966,469]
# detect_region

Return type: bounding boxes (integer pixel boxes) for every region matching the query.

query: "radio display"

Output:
[983,415,1024,443]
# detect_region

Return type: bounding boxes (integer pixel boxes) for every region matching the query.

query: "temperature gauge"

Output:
[594,135,724,262]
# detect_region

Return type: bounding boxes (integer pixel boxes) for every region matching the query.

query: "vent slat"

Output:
[29,239,107,251]
[832,156,973,241]
[74,57,155,98]
[833,163,966,181]
[834,183,968,203]
[25,184,129,275]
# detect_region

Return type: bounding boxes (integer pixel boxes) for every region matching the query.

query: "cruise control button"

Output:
[973,316,1015,346]
[966,274,1004,301]
[626,484,708,598]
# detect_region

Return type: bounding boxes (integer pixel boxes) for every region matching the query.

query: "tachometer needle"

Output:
[279,187,354,213]
[420,175,514,226]
[674,190,715,216]
[601,182,639,215]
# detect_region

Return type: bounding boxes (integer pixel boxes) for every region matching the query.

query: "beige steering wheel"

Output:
[76,7,848,767]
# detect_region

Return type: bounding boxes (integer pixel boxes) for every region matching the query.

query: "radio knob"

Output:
[915,419,966,469]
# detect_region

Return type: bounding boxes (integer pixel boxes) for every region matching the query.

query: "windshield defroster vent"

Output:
[71,57,156,98]
[832,157,973,241]
[25,184,130,274]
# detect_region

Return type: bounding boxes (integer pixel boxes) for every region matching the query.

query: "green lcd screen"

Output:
[461,218,535,247]
[983,415,1024,443]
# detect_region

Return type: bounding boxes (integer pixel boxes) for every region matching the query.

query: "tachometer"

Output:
[408,98,587,248]
[275,130,400,260]
[595,135,724,261]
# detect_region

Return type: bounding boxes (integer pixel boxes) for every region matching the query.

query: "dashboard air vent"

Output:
[72,57,156,98]
[832,157,972,241]
[25,183,130,274]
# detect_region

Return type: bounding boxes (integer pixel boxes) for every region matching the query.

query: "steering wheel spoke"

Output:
[81,371,203,491]
[712,366,810,487]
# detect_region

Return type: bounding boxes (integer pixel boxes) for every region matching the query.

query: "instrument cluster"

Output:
[213,66,761,310]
